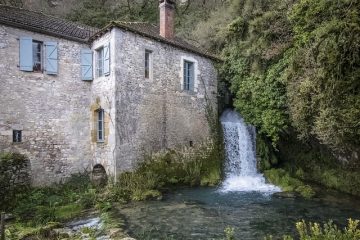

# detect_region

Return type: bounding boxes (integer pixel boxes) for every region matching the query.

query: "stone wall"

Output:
[0,25,92,185]
[114,29,218,172]
[0,23,218,185]
[89,30,118,177]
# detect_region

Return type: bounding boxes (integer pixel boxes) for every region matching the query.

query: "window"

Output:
[97,109,105,142]
[145,50,152,79]
[13,130,22,143]
[19,37,58,74]
[183,60,194,91]
[32,41,42,72]
[97,47,104,77]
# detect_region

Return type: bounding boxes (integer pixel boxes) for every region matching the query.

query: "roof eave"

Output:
[0,19,91,44]
[89,21,222,62]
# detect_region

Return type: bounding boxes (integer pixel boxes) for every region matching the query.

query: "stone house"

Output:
[0,0,218,186]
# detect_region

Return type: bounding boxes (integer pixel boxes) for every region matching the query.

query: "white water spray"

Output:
[220,109,280,193]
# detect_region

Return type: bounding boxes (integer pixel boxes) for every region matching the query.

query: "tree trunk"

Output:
[0,212,5,240]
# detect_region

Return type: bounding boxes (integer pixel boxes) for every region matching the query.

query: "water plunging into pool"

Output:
[220,109,280,193]
[114,111,360,239]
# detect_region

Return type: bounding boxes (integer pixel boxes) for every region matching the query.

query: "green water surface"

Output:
[118,187,360,240]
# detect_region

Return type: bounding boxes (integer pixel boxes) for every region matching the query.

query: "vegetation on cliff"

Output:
[218,0,360,158]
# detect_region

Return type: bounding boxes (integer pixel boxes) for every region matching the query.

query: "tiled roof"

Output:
[90,21,221,61]
[0,4,98,42]
[0,5,219,60]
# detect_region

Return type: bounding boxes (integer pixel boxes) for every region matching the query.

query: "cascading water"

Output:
[220,109,280,193]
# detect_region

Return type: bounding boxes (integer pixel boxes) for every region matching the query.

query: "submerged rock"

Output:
[273,191,298,199]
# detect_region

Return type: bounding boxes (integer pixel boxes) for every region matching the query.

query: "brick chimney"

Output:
[159,0,175,39]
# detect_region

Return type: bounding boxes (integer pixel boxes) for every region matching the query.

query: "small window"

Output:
[13,130,22,143]
[145,50,152,79]
[97,47,104,77]
[32,41,42,72]
[183,60,194,91]
[97,109,105,142]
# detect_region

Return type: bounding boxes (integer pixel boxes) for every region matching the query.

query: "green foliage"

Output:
[256,135,279,171]
[0,152,30,212]
[13,173,94,225]
[264,168,315,198]
[286,0,360,156]
[277,135,360,197]
[66,0,159,28]
[213,0,359,160]
[104,141,223,202]
[224,226,235,240]
[281,219,360,240]
[219,0,294,144]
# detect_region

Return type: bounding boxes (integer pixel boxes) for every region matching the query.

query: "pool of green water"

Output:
[118,187,360,240]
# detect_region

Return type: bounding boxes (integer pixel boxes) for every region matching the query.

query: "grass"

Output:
[104,140,224,202]
[4,173,98,239]
[3,140,224,239]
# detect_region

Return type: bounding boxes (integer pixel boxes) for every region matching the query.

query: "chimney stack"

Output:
[159,0,175,39]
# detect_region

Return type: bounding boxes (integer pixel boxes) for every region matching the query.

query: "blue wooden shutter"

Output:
[103,43,110,76]
[81,49,93,80]
[19,37,33,71]
[189,63,195,91]
[45,42,58,75]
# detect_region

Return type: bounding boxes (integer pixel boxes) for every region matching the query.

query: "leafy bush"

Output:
[13,173,95,225]
[265,219,360,240]
[0,152,30,211]
[106,140,223,202]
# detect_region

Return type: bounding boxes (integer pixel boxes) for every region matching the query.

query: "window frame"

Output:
[32,40,43,72]
[96,47,104,77]
[183,60,194,91]
[144,49,153,79]
[13,130,22,143]
[97,109,105,142]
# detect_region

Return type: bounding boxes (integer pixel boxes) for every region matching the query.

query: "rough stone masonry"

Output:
[0,1,219,186]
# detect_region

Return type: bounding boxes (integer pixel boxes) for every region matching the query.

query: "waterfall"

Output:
[220,109,280,193]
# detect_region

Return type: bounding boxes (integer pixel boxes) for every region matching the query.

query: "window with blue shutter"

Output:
[183,60,194,91]
[81,49,93,80]
[45,42,58,75]
[96,47,104,77]
[19,37,33,71]
[103,43,110,76]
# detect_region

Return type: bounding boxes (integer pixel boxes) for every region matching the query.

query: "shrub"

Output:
[110,140,223,202]
[0,152,30,211]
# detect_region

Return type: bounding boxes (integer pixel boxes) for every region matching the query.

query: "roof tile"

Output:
[0,4,98,42]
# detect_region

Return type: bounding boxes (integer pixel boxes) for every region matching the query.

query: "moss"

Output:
[295,185,315,199]
[200,168,222,187]
[277,134,360,197]
[256,135,279,172]
[264,168,315,198]
[55,203,83,221]
[131,189,161,201]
